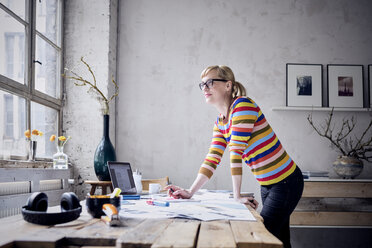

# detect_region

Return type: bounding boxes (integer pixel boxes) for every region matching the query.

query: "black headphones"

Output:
[22,192,82,225]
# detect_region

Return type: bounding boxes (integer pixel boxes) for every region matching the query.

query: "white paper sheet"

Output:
[119,190,256,221]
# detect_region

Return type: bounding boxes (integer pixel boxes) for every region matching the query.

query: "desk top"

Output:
[0,192,282,248]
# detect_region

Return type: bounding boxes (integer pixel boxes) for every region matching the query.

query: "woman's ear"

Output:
[226,81,232,91]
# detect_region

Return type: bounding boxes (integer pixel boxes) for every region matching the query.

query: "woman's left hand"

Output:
[235,196,259,210]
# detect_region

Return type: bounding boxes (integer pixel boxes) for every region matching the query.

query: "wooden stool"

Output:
[85,180,113,195]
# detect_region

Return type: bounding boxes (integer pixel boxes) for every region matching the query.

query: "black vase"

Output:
[94,114,116,181]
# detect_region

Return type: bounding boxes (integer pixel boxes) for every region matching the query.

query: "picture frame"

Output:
[369,65,372,108]
[286,63,323,107]
[327,64,364,108]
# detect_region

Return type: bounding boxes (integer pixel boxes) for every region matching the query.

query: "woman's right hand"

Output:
[235,196,259,210]
[164,185,192,199]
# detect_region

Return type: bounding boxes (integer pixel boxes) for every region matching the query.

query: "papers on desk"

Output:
[119,190,256,221]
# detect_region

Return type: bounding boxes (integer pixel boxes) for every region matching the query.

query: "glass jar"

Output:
[29,140,37,161]
[53,145,68,169]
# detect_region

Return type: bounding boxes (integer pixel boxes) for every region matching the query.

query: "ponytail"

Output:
[232,81,246,98]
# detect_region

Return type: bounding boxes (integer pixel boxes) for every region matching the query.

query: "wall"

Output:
[63,0,118,197]
[117,0,372,198]
[117,1,372,247]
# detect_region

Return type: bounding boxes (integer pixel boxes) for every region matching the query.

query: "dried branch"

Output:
[80,57,97,87]
[353,120,372,150]
[108,76,119,102]
[63,57,119,115]
[336,117,355,142]
[307,109,372,162]
[307,108,347,155]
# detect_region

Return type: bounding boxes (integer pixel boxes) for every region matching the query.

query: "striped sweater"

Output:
[199,96,297,185]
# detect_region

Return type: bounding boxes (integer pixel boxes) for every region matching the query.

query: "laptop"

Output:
[107,161,137,195]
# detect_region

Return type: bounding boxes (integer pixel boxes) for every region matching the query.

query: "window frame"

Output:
[0,0,64,160]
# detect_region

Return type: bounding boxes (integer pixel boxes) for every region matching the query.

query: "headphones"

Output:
[22,192,82,225]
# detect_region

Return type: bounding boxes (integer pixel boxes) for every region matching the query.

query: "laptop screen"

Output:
[107,162,137,194]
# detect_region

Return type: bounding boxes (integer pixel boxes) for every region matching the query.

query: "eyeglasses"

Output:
[199,79,228,90]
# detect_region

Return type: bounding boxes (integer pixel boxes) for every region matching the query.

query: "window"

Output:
[0,1,63,160]
[5,33,24,81]
[4,94,14,139]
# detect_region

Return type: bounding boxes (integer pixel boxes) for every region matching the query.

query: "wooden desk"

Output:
[291,179,372,226]
[0,196,282,248]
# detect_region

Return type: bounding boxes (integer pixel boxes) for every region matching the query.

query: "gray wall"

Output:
[117,0,372,199]
[61,0,372,247]
[64,0,118,197]
[116,3,372,246]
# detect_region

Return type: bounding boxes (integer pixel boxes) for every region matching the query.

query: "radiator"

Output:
[0,180,62,218]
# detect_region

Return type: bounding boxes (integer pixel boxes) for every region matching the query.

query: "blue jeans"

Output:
[260,166,304,248]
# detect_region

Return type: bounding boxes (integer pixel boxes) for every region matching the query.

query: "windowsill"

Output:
[0,159,53,168]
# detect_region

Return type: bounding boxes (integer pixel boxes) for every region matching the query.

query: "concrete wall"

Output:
[117,0,372,196]
[116,1,372,247]
[60,0,372,246]
[64,0,118,197]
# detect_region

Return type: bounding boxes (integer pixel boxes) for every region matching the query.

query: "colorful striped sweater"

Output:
[199,96,297,185]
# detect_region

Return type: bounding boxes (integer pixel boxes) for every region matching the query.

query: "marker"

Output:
[169,188,176,199]
[122,194,140,200]
[111,188,121,198]
[146,200,170,207]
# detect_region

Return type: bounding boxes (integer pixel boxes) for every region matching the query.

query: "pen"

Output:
[169,188,177,199]
[146,200,170,207]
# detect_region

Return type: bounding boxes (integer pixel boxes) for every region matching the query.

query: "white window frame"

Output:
[0,0,64,160]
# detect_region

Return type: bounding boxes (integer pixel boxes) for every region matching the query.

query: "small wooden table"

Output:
[84,180,113,195]
[0,193,282,248]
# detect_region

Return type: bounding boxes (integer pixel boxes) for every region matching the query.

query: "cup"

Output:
[149,183,161,194]
[133,173,142,194]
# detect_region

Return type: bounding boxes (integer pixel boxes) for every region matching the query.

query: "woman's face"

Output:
[201,70,231,105]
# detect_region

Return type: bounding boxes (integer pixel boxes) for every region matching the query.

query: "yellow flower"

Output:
[24,130,31,138]
[59,136,67,141]
[50,135,56,142]
[38,131,44,137]
[32,129,39,136]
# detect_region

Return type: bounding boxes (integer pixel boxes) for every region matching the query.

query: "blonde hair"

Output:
[201,65,246,98]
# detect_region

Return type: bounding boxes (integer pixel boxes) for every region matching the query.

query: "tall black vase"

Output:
[94,114,116,181]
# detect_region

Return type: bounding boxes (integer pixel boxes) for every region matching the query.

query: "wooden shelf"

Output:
[291,212,372,226]
[271,106,371,112]
[302,181,372,198]
[304,178,372,182]
[291,180,372,227]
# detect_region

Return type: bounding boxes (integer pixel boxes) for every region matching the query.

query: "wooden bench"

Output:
[291,179,372,227]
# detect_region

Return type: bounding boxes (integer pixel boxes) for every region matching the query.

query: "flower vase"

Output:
[28,141,37,161]
[333,156,363,179]
[94,114,116,181]
[53,145,68,169]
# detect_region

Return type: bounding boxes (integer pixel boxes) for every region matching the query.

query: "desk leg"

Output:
[90,185,96,195]
[110,185,113,193]
[102,186,107,195]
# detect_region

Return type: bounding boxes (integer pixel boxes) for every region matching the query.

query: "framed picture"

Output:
[327,64,364,108]
[369,65,372,108]
[286,63,323,107]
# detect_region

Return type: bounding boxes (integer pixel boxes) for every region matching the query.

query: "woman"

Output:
[166,65,304,248]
